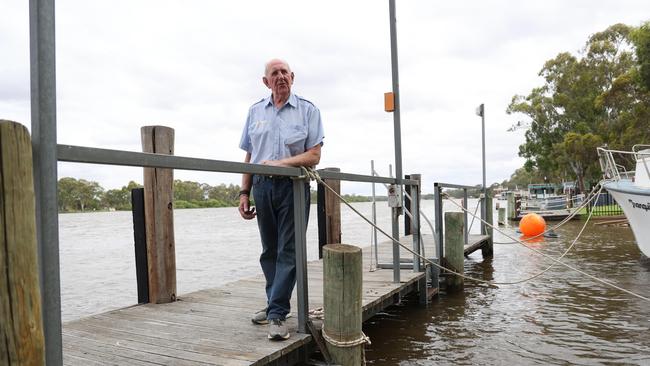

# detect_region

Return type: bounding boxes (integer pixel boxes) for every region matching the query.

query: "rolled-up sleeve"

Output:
[239,111,252,153]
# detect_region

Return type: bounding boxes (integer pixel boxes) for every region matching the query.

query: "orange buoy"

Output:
[519,213,546,237]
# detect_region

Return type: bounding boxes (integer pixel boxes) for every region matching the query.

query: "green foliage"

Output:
[632,21,650,90]
[57,178,241,213]
[173,180,204,202]
[507,22,650,191]
[502,167,545,190]
[57,177,105,212]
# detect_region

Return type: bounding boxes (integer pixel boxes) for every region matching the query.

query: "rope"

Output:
[467,195,482,234]
[492,184,602,244]
[321,327,372,347]
[443,186,650,302]
[302,167,650,302]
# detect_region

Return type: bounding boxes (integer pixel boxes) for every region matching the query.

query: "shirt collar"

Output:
[265,93,297,109]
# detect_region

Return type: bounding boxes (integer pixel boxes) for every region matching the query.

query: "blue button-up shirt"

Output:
[239,93,324,164]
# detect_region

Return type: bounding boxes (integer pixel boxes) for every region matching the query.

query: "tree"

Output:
[507,23,650,190]
[102,181,143,210]
[58,177,80,211]
[76,179,104,211]
[632,21,650,90]
[57,177,104,211]
[173,180,204,202]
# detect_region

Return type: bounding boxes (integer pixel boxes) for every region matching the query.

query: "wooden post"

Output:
[482,190,494,258]
[317,168,341,258]
[323,244,364,366]
[0,121,45,364]
[506,192,515,220]
[444,212,464,291]
[498,207,506,225]
[141,126,176,304]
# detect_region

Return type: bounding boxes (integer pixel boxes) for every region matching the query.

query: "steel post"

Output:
[411,185,421,272]
[29,0,62,364]
[463,189,468,244]
[292,179,309,334]
[434,184,443,260]
[388,0,403,186]
[371,160,378,266]
[481,104,487,235]
[392,207,400,283]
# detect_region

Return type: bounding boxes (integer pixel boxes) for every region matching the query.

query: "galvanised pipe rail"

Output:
[58,144,419,186]
[434,182,486,261]
[56,143,420,336]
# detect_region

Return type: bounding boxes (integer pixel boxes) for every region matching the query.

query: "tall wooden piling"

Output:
[0,121,45,365]
[444,212,464,291]
[506,192,515,220]
[323,244,364,366]
[317,167,341,258]
[141,126,176,304]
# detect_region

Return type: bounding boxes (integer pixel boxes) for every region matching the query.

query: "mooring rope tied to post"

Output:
[321,327,372,347]
[301,168,650,302]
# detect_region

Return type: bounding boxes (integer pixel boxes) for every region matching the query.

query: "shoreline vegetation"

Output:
[56,177,453,213]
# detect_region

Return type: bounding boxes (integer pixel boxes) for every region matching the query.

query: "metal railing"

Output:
[588,191,624,216]
[598,145,650,182]
[57,144,421,331]
[433,182,488,261]
[369,164,431,272]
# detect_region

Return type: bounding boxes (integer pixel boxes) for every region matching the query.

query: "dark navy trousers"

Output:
[252,175,310,321]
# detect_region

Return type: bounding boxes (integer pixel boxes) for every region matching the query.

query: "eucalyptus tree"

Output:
[507,23,650,192]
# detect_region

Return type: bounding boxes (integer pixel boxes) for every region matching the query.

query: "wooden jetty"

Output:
[0,119,494,364]
[61,235,436,366]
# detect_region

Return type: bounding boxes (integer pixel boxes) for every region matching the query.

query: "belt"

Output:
[256,175,291,181]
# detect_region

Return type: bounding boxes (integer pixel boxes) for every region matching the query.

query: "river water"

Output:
[59,199,650,365]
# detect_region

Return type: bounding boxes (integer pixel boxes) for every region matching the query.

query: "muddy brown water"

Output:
[59,200,650,364]
[364,218,650,365]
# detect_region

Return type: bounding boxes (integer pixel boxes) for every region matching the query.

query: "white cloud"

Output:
[2,0,649,194]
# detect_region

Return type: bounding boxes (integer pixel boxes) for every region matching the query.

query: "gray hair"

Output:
[264,59,291,76]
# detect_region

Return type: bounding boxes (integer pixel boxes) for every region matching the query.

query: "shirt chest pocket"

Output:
[283,123,307,155]
[249,119,272,142]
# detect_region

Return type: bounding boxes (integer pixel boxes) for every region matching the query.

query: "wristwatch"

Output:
[239,190,250,197]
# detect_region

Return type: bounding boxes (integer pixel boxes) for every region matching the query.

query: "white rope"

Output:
[321,327,372,347]
[492,184,603,244]
[303,168,650,302]
[443,186,650,302]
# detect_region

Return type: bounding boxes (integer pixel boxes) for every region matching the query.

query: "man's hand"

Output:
[239,195,256,220]
[261,159,290,167]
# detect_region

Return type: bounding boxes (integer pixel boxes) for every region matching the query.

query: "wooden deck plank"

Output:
[62,237,429,365]
[65,313,288,362]
[64,332,213,366]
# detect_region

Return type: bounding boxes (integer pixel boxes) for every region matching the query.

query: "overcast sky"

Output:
[2,1,649,194]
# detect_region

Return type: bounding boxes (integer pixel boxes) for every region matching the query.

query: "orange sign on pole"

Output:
[384,92,395,112]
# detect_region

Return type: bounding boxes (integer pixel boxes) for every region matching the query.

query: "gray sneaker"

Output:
[267,319,290,341]
[251,308,268,325]
[252,308,292,325]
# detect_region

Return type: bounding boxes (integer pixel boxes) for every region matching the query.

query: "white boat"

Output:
[598,145,650,257]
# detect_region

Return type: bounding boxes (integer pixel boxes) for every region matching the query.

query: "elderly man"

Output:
[238,59,324,341]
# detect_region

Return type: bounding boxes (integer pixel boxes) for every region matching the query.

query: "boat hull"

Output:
[603,181,650,257]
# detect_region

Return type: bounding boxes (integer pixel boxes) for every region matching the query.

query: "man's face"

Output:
[263,60,294,97]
